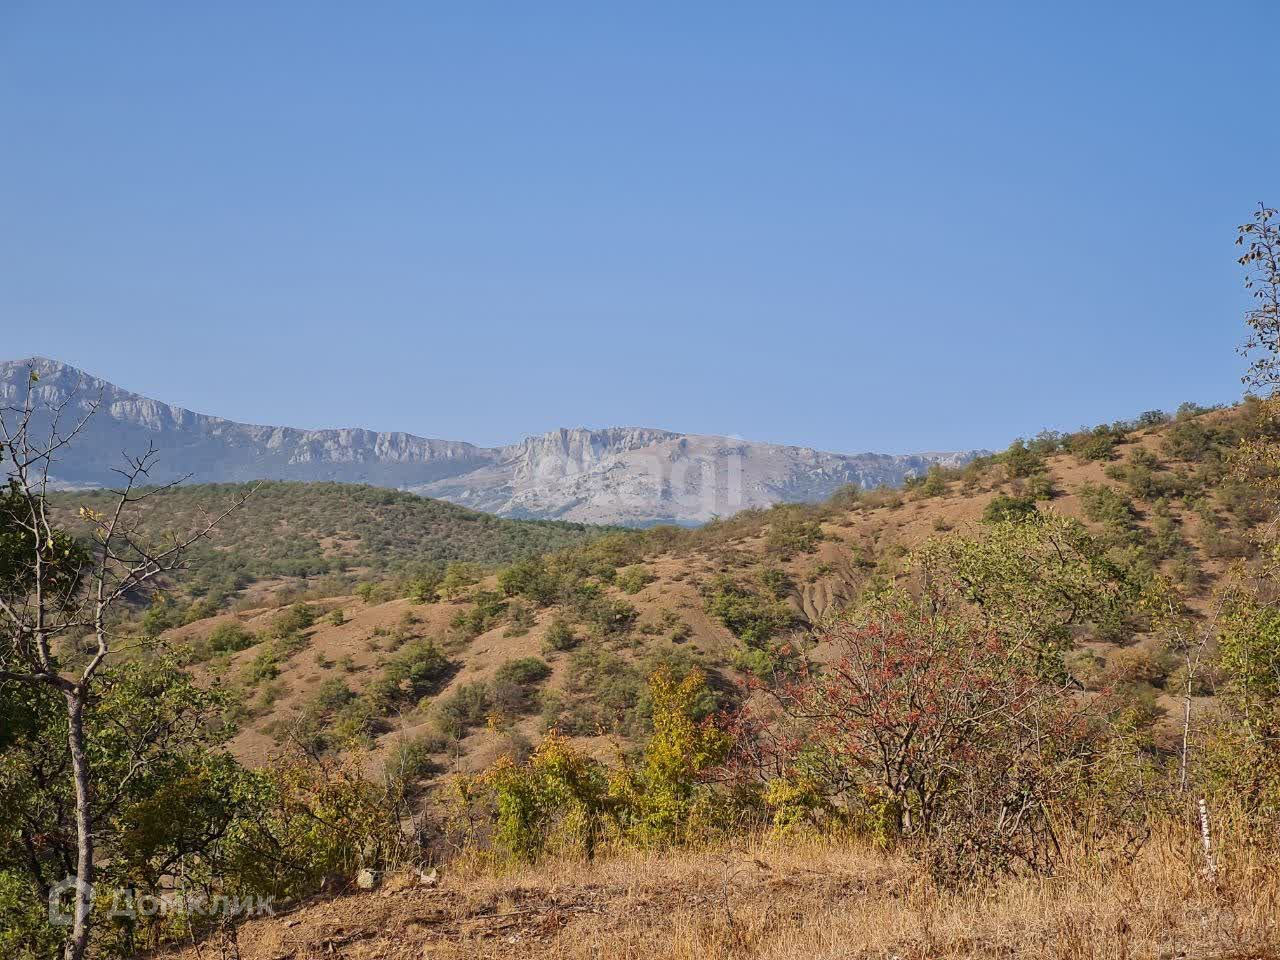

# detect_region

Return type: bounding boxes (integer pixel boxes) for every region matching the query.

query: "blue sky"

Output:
[1,2,1273,453]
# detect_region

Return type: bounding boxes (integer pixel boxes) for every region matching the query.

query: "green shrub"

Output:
[270,602,319,639]
[254,678,290,710]
[759,566,794,599]
[504,600,535,636]
[482,732,611,861]
[918,466,950,497]
[450,589,508,639]
[369,639,452,709]
[1199,522,1253,559]
[498,557,561,606]
[731,645,784,680]
[1129,446,1161,469]
[331,698,379,748]
[1162,418,1219,461]
[1024,474,1055,501]
[434,682,492,739]
[1144,500,1183,558]
[139,597,174,637]
[1079,483,1140,535]
[495,657,553,686]
[1216,477,1270,523]
[384,734,445,787]
[491,657,553,718]
[405,567,445,603]
[1073,431,1118,461]
[287,679,376,752]
[312,677,357,714]
[185,620,257,663]
[244,648,280,684]
[542,645,647,737]
[1001,440,1045,479]
[269,630,311,660]
[616,565,655,595]
[542,616,580,653]
[702,575,796,648]
[765,512,823,558]
[982,494,1037,523]
[439,562,481,600]
[588,596,639,637]
[1106,647,1170,688]
[0,870,63,959]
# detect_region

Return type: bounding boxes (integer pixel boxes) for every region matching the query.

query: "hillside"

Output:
[12,396,1280,960]
[139,398,1280,960]
[158,400,1265,772]
[4,357,983,525]
[50,482,610,610]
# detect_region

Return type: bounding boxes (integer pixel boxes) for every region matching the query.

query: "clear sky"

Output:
[2,2,1274,453]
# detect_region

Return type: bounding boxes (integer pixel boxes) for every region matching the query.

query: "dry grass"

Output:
[162,821,1280,960]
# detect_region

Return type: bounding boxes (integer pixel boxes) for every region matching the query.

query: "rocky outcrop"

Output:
[1,358,987,525]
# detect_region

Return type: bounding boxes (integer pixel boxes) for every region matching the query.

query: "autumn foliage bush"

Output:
[453,668,731,862]
[726,596,1088,879]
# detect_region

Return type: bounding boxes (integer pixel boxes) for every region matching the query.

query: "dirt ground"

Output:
[158,829,1279,960]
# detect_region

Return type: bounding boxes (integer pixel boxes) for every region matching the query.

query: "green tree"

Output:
[910,512,1139,673]
[439,562,480,600]
[1202,588,1280,812]
[608,669,732,844]
[483,733,611,861]
[1001,439,1044,479]
[0,661,255,957]
[0,370,250,960]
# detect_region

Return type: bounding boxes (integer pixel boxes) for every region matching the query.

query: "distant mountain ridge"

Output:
[1,358,986,525]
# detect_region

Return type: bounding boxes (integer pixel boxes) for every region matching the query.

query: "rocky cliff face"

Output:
[415,431,979,525]
[1,358,985,525]
[0,358,492,488]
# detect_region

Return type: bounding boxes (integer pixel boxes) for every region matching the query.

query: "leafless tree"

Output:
[0,362,250,960]
[1151,587,1221,794]
[1238,202,1280,391]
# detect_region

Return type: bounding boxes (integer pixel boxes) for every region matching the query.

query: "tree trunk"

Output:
[1179,689,1192,793]
[63,689,94,960]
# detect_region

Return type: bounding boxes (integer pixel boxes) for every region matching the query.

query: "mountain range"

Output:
[1,358,985,525]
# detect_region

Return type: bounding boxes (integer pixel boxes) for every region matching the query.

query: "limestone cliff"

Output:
[1,358,984,525]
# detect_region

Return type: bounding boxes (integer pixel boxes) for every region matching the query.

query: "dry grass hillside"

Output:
[157,825,1279,960]
[129,400,1280,960]
[158,402,1262,776]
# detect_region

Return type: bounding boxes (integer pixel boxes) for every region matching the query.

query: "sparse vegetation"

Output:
[368,639,453,710]
[49,481,613,609]
[11,207,1280,960]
